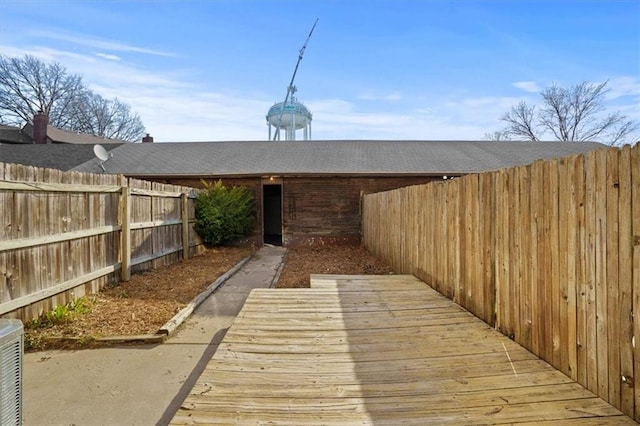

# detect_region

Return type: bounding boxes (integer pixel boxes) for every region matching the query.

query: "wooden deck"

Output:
[171,275,635,425]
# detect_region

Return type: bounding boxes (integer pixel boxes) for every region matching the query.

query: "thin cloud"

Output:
[94,52,121,61]
[605,76,640,100]
[122,90,273,142]
[138,92,513,141]
[2,45,95,65]
[512,81,541,93]
[3,45,636,143]
[311,109,496,141]
[307,95,507,140]
[2,46,192,91]
[308,99,355,114]
[358,91,404,102]
[30,29,176,57]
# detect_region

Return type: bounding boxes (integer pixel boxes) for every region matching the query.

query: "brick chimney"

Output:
[142,133,154,143]
[33,111,49,144]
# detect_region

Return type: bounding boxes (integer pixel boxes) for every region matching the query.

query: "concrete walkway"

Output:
[23,246,286,426]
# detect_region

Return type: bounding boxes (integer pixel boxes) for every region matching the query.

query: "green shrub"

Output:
[194,180,255,246]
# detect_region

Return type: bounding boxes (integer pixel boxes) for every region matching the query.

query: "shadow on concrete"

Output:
[156,327,229,425]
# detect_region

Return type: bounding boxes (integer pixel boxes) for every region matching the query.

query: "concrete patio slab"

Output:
[23,246,286,426]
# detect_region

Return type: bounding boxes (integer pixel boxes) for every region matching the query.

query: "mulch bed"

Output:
[25,244,393,351]
[276,244,394,288]
[25,246,255,351]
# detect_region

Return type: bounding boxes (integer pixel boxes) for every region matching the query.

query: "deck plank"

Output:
[171,275,633,425]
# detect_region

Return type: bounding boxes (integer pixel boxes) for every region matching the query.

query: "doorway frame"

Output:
[261,177,283,246]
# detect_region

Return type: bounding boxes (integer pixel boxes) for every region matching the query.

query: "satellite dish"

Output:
[93,144,113,172]
[93,144,110,161]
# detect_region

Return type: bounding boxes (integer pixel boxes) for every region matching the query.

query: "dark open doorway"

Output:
[263,184,282,246]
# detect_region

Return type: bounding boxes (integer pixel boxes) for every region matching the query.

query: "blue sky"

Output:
[1,0,638,142]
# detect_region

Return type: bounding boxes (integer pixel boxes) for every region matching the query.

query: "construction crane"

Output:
[272,18,318,141]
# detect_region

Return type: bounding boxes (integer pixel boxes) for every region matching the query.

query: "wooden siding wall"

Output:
[362,144,640,421]
[0,162,204,322]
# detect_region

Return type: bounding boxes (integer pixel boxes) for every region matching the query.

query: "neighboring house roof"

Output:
[44,125,126,145]
[62,140,608,177]
[0,143,123,171]
[19,122,127,145]
[0,125,32,144]
[2,120,127,145]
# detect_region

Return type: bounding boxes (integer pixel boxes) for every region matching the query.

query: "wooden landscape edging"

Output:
[362,143,640,422]
[0,162,204,321]
[158,255,253,336]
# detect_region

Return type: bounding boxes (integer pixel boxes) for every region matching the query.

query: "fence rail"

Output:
[362,143,640,421]
[0,162,204,321]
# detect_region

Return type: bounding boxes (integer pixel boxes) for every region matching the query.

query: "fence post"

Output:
[121,178,131,281]
[182,192,190,261]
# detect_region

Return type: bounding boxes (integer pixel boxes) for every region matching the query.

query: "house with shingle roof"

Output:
[1,139,606,245]
[0,143,122,171]
[65,139,605,246]
[0,125,33,144]
[0,112,133,171]
[25,124,128,145]
[0,112,130,146]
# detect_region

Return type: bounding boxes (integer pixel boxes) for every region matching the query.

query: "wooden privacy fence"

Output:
[362,144,640,421]
[0,162,204,322]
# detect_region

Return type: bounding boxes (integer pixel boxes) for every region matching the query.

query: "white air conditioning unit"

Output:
[0,319,23,425]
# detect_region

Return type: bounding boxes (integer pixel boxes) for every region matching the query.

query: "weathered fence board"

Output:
[607,149,621,407]
[0,162,204,321]
[619,145,634,415]
[594,148,609,401]
[362,143,640,422]
[631,144,640,420]
[584,149,599,395]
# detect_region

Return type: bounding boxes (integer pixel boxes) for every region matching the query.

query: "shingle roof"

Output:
[0,125,32,144]
[1,123,127,145]
[68,140,606,176]
[0,143,122,171]
[45,126,126,145]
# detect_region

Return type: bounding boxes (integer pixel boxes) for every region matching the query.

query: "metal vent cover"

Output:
[0,319,23,426]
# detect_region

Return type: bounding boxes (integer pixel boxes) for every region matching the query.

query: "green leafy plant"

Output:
[194,180,255,246]
[45,305,69,324]
[28,297,91,329]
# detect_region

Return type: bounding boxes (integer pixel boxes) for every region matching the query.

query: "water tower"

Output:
[267,19,317,141]
[266,85,312,140]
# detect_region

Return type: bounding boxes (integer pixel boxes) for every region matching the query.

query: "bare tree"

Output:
[484,130,509,141]
[68,92,145,142]
[0,55,85,127]
[501,101,538,141]
[0,54,145,142]
[499,81,638,145]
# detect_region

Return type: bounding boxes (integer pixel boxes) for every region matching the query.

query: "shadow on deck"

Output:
[171,275,635,424]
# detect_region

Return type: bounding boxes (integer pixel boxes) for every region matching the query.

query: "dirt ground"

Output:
[275,244,394,288]
[25,244,393,351]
